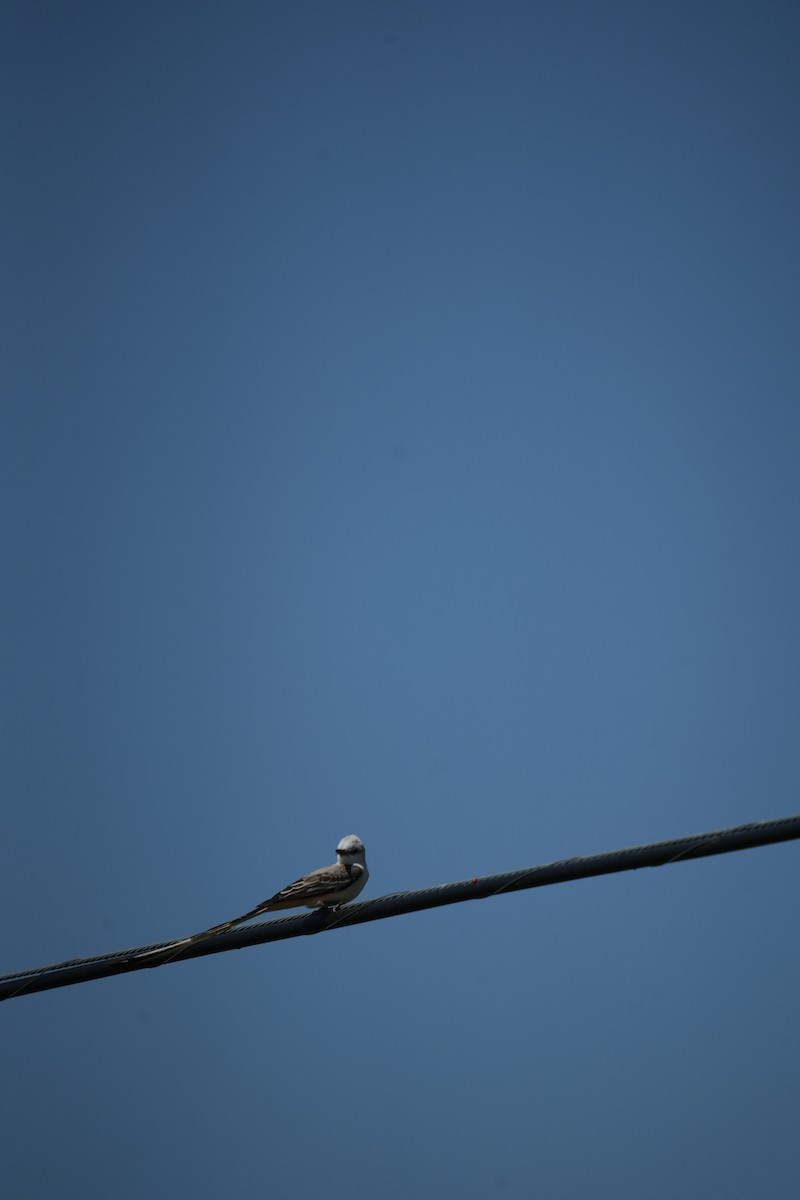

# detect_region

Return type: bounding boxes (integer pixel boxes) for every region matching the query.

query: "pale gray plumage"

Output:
[139,834,368,962]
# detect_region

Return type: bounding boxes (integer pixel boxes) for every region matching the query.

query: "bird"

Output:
[139,834,368,962]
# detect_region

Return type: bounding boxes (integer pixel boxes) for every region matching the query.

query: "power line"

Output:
[2,813,798,1003]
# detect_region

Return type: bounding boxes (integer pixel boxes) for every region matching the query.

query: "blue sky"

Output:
[3,2,799,1196]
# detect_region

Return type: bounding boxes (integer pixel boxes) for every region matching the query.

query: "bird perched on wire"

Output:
[139,834,368,962]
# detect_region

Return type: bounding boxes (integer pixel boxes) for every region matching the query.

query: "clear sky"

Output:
[3,2,799,1196]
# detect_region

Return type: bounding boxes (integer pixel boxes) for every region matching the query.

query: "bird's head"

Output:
[337,834,366,864]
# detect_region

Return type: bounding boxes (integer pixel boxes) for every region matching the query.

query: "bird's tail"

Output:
[135,900,276,965]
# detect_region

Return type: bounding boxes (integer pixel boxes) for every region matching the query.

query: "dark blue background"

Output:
[3,3,799,1197]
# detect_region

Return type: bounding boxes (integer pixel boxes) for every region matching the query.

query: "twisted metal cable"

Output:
[2,813,798,1002]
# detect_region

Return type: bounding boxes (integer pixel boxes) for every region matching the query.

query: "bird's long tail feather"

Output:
[135,900,274,965]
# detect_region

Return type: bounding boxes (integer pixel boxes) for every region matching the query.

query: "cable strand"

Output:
[2,813,798,1002]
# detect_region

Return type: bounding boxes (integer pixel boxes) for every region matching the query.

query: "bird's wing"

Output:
[255,861,354,911]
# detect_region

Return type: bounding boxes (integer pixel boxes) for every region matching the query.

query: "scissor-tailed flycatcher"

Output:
[140,834,368,961]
